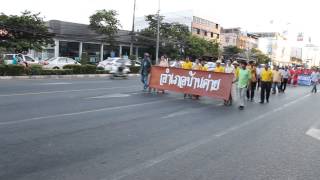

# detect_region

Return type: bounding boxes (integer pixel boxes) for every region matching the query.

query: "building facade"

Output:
[135,10,221,42]
[254,32,291,66]
[220,28,258,50]
[30,20,148,62]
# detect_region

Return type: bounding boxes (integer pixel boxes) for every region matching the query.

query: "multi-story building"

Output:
[135,10,221,42]
[254,32,291,66]
[220,28,258,50]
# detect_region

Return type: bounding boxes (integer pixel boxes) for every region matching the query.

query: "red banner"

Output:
[149,66,234,100]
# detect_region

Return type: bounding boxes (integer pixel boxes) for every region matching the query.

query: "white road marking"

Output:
[41,82,72,85]
[0,99,173,126]
[88,94,131,99]
[105,93,311,180]
[306,128,320,141]
[0,85,140,97]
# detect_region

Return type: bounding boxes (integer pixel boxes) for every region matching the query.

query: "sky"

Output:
[1,0,319,44]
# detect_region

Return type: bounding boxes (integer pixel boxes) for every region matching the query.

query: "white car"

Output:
[43,57,80,69]
[97,58,131,71]
[109,59,131,74]
[3,54,39,65]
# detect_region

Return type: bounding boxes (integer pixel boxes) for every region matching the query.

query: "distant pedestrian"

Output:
[311,68,320,93]
[272,66,282,94]
[260,65,273,104]
[192,59,201,70]
[182,57,193,99]
[199,60,208,71]
[224,60,235,74]
[246,62,257,102]
[280,67,291,92]
[236,61,251,110]
[140,53,152,92]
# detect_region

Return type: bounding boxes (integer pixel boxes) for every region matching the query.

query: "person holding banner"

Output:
[182,57,193,99]
[311,68,320,93]
[235,61,251,110]
[214,60,225,73]
[199,60,208,71]
[140,53,152,92]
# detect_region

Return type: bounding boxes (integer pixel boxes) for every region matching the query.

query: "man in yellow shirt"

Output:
[214,60,225,73]
[182,57,193,70]
[260,65,273,104]
[199,60,208,71]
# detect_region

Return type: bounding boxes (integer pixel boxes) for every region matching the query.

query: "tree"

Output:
[0,11,54,53]
[223,46,244,59]
[89,9,121,42]
[138,14,190,59]
[184,36,220,59]
[251,48,271,65]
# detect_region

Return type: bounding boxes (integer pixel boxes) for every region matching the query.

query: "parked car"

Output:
[43,57,80,69]
[3,54,39,65]
[97,58,131,71]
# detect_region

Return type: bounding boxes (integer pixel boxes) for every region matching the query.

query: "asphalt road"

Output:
[1,77,320,180]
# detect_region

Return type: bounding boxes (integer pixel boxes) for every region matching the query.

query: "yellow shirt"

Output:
[182,61,193,70]
[235,67,240,79]
[214,66,225,73]
[261,69,273,82]
[199,65,208,71]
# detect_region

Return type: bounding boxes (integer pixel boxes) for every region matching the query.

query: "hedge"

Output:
[0,64,140,76]
[63,64,96,74]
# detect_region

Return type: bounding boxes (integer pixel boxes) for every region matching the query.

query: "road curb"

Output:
[0,74,140,80]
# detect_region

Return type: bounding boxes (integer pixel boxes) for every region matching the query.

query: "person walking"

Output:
[260,65,273,104]
[280,67,291,92]
[246,63,257,102]
[272,66,282,94]
[140,53,152,92]
[235,61,251,110]
[182,57,193,98]
[311,68,320,93]
[224,60,235,106]
[214,60,225,73]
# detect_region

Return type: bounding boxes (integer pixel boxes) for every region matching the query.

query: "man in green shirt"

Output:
[236,61,251,110]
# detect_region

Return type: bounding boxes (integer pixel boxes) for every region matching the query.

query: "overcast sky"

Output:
[1,0,319,43]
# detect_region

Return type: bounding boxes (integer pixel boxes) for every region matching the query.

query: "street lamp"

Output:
[130,0,137,57]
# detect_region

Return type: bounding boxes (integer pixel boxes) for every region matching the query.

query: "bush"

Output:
[63,65,82,74]
[41,69,73,75]
[81,65,96,74]
[96,66,105,71]
[95,70,109,74]
[130,66,140,74]
[27,64,43,75]
[0,65,6,76]
[6,65,26,76]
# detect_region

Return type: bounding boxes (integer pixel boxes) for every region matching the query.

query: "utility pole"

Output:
[130,0,136,56]
[155,0,160,64]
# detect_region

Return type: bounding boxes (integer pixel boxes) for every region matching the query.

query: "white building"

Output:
[254,32,291,66]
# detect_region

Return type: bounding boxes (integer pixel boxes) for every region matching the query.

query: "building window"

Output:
[216,24,219,29]
[211,32,214,38]
[204,31,207,36]
[197,29,200,35]
[217,34,220,39]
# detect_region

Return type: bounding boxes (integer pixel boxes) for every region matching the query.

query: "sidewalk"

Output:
[0,74,140,80]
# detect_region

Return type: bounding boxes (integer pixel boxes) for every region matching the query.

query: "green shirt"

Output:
[238,68,251,88]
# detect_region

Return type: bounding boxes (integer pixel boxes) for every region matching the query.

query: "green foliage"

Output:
[63,64,97,74]
[130,66,140,74]
[139,14,190,59]
[95,70,109,74]
[40,69,73,75]
[5,65,26,76]
[89,9,121,42]
[223,46,244,59]
[27,64,43,75]
[80,53,90,65]
[251,48,271,65]
[0,10,54,52]
[96,66,105,71]
[184,36,220,59]
[63,64,82,74]
[0,65,6,75]
[129,55,137,61]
